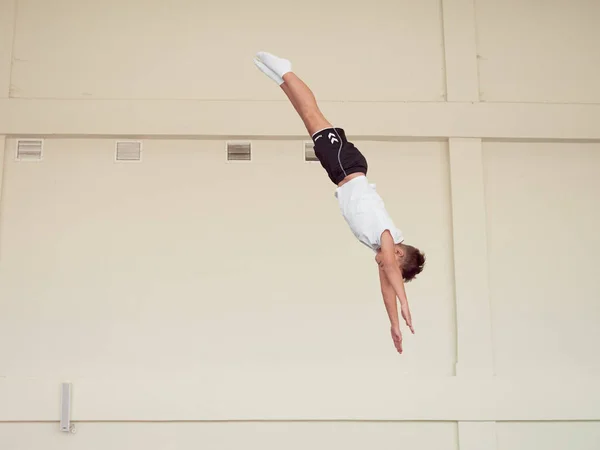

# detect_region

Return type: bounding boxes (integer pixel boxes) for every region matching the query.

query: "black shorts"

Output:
[311,127,368,185]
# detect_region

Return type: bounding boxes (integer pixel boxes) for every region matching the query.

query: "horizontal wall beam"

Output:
[1,99,600,140]
[2,372,599,422]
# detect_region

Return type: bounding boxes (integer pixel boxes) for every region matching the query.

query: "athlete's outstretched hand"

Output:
[401,301,414,334]
[391,325,403,354]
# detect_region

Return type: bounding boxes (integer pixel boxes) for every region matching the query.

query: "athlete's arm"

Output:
[379,266,403,353]
[379,231,415,334]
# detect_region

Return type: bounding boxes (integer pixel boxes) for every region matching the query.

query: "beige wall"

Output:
[484,142,600,377]
[8,0,446,102]
[0,422,459,450]
[1,0,599,449]
[0,138,455,377]
[475,0,600,103]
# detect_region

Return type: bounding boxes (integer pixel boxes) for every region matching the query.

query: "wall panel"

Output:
[0,138,454,378]
[10,0,445,101]
[476,0,600,103]
[0,422,459,450]
[483,142,600,376]
[496,421,600,450]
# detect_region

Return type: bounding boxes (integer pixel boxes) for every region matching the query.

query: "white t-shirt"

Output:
[335,175,404,252]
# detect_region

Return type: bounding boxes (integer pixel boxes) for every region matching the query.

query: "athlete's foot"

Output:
[254,58,284,85]
[254,51,292,82]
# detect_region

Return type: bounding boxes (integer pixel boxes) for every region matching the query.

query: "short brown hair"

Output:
[401,244,426,282]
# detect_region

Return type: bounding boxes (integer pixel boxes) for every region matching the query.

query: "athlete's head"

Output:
[397,243,426,282]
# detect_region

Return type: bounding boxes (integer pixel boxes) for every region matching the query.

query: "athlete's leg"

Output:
[254,51,332,136]
[280,73,332,137]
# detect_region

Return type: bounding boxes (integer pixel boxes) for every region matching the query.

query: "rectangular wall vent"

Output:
[227,142,251,161]
[116,141,142,161]
[16,139,43,161]
[304,142,318,162]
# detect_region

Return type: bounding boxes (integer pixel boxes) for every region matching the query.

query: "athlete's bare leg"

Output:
[254,51,332,136]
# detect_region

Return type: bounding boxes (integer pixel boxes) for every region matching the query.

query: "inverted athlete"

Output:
[254,51,426,354]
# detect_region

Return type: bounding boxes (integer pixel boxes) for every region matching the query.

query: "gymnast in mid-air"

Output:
[254,51,426,354]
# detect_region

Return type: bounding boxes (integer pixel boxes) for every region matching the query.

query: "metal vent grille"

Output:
[304,142,318,162]
[16,139,43,161]
[227,142,251,161]
[116,141,142,161]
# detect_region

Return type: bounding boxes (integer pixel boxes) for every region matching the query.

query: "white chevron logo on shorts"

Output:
[328,133,339,144]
